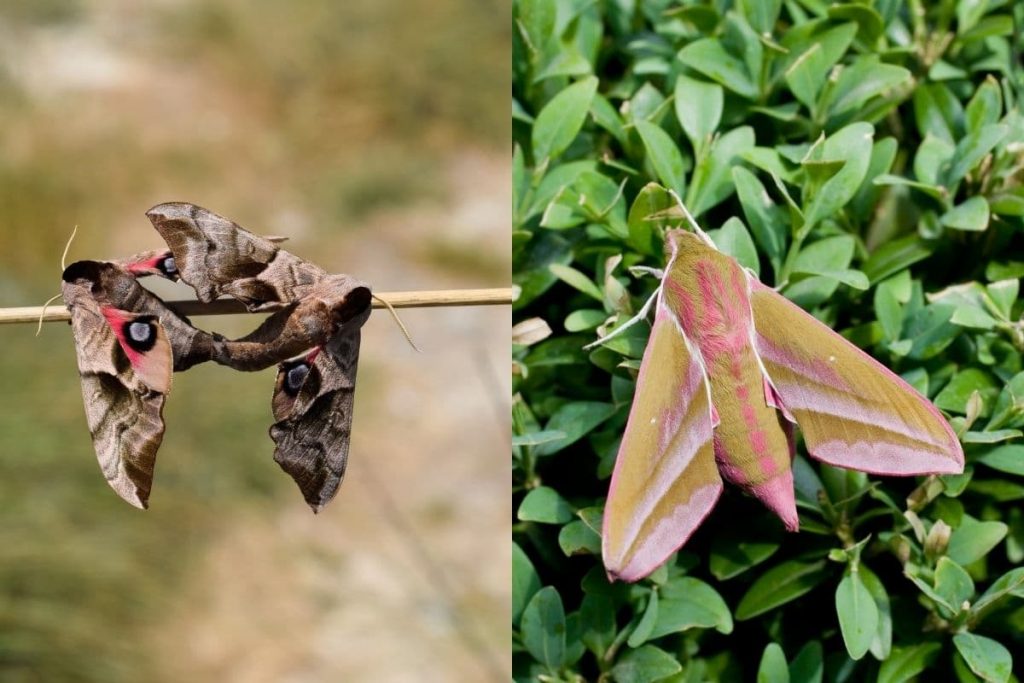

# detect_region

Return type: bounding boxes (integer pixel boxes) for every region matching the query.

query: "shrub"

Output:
[512,1,1024,681]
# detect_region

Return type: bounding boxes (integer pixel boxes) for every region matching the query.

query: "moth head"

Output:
[323,276,372,330]
[62,260,139,301]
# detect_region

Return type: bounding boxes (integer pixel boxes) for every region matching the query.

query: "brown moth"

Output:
[145,201,373,509]
[61,258,224,508]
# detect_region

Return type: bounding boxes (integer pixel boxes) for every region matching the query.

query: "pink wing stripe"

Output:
[610,485,721,583]
[810,441,963,476]
[612,343,714,539]
[763,374,952,450]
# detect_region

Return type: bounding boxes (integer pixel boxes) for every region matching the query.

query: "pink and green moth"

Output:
[596,208,964,583]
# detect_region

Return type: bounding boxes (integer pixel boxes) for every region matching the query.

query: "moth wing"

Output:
[749,280,963,475]
[63,285,168,508]
[270,331,361,512]
[602,300,722,583]
[145,202,324,308]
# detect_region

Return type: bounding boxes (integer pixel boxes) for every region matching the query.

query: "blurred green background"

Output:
[0,1,509,681]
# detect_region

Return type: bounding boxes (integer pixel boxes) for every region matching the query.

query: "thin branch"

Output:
[0,288,515,325]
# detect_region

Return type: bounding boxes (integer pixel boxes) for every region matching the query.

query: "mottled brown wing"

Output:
[145,202,325,309]
[62,279,171,509]
[269,320,365,512]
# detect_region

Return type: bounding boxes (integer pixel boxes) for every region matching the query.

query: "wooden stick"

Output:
[0,287,515,325]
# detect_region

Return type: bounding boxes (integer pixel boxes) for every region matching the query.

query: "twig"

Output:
[0,288,515,325]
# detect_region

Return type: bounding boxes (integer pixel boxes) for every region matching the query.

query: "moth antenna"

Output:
[35,292,63,336]
[372,293,421,353]
[667,190,715,247]
[583,285,660,351]
[60,225,78,271]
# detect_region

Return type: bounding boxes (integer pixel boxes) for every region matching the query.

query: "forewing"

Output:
[750,281,963,475]
[602,300,722,583]
[270,330,361,512]
[62,282,168,508]
[146,201,324,308]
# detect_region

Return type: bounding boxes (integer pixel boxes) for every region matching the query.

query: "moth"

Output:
[598,227,965,582]
[145,201,373,510]
[61,257,224,508]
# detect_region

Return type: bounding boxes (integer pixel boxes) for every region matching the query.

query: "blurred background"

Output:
[0,1,508,681]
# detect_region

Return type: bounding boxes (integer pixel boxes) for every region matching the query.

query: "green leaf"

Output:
[951,305,999,330]
[515,0,556,58]
[986,279,1018,320]
[934,368,998,414]
[738,0,781,34]
[677,38,759,100]
[784,23,857,109]
[520,586,567,670]
[933,557,975,611]
[757,643,790,683]
[518,485,574,523]
[580,594,617,657]
[941,197,990,232]
[688,126,755,216]
[536,401,618,456]
[987,371,1024,431]
[948,515,1009,565]
[828,3,883,42]
[674,74,723,150]
[627,183,675,256]
[733,166,787,276]
[863,235,933,283]
[558,519,601,555]
[736,560,830,620]
[877,643,942,683]
[627,590,659,647]
[972,567,1024,618]
[709,535,779,580]
[835,571,879,660]
[965,77,1003,132]
[549,263,604,301]
[513,542,542,626]
[532,76,599,162]
[978,444,1024,476]
[803,122,874,229]
[788,641,823,683]
[649,577,733,638]
[565,308,607,332]
[860,564,892,660]
[875,277,905,342]
[914,134,956,186]
[611,645,683,683]
[913,83,963,145]
[829,57,911,119]
[635,120,686,198]
[952,633,1013,683]
[708,217,760,277]
[512,430,567,447]
[946,124,1008,186]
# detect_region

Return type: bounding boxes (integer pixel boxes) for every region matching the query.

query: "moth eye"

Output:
[128,321,152,343]
[286,363,310,393]
[162,256,178,275]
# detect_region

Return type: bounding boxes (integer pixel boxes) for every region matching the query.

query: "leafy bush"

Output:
[512,1,1024,681]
